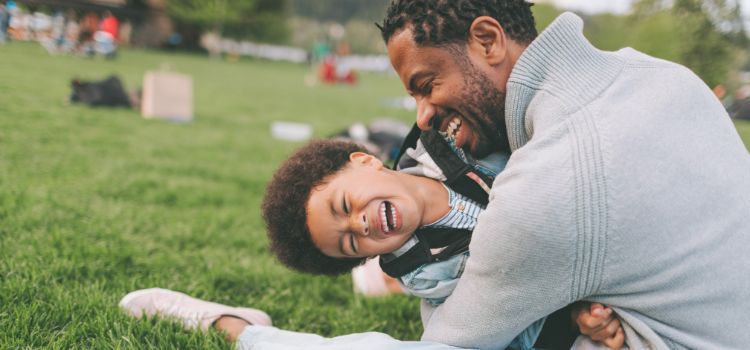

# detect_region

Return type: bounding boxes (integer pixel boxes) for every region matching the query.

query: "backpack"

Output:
[378,124,495,278]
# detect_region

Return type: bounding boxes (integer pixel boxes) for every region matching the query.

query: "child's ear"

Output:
[349,152,383,169]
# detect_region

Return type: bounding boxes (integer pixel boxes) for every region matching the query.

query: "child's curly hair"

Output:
[262,140,370,276]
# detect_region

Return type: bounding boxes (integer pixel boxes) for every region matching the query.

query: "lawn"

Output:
[0,43,419,349]
[1,42,749,348]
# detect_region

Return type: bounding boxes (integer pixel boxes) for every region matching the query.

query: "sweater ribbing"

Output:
[506,12,624,151]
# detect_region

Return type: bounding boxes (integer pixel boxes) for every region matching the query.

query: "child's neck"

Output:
[398,172,451,226]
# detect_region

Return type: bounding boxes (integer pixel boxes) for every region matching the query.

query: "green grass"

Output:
[1,42,749,348]
[736,120,750,151]
[0,43,419,348]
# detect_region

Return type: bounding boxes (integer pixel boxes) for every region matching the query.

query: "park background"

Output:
[1,0,749,348]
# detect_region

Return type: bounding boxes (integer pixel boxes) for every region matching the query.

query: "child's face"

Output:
[307,153,424,259]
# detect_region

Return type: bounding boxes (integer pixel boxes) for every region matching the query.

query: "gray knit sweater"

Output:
[420,13,750,350]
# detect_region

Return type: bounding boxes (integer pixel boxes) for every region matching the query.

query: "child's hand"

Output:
[574,302,625,350]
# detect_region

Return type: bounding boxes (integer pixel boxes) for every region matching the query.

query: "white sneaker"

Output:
[119,288,272,331]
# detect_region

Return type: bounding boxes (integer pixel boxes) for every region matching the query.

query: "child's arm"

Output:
[574,302,625,350]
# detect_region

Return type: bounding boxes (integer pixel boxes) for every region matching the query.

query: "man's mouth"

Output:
[379,201,399,234]
[438,116,464,147]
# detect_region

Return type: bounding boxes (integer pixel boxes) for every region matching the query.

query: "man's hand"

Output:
[574,302,625,350]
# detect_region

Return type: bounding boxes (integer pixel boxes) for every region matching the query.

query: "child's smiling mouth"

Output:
[379,201,400,234]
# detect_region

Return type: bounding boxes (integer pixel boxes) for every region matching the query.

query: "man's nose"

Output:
[416,98,436,131]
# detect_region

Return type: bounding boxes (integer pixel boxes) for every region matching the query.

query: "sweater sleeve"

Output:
[420,132,588,349]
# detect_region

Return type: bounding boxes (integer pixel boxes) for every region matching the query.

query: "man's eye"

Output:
[421,81,433,94]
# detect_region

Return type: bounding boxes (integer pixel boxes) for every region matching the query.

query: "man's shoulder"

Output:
[614,47,698,81]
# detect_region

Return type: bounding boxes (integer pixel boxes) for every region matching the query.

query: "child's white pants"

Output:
[237,325,466,350]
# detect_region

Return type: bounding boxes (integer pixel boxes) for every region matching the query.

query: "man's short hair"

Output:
[378,0,537,47]
[262,140,369,276]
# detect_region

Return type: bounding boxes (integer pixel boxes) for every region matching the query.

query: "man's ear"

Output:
[467,16,507,66]
[349,152,383,169]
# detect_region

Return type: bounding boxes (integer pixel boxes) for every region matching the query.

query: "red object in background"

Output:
[318,57,358,85]
[342,71,357,85]
[319,57,336,84]
[101,15,119,39]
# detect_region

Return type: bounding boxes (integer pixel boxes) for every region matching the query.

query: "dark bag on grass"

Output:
[69,75,132,108]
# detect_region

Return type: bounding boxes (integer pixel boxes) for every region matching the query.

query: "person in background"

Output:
[99,10,118,40]
[77,11,98,56]
[61,9,79,53]
[118,19,132,47]
[0,1,9,44]
[95,10,118,58]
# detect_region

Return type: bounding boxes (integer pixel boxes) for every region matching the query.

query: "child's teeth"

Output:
[391,207,397,229]
[380,203,388,233]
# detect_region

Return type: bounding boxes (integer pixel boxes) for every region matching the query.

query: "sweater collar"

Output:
[504,12,624,151]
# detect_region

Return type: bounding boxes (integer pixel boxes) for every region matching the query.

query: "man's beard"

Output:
[458,65,509,158]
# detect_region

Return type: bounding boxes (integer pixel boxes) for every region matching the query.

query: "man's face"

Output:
[388,29,506,158]
[306,154,424,259]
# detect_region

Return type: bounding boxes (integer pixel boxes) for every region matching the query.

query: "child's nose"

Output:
[353,213,368,236]
[360,214,369,236]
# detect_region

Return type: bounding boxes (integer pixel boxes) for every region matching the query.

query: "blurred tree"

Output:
[626,0,746,87]
[631,0,671,17]
[701,0,748,46]
[288,0,390,23]
[533,0,748,87]
[168,0,288,42]
[583,13,633,52]
[634,12,682,62]
[532,3,563,31]
[673,0,733,86]
[286,0,390,54]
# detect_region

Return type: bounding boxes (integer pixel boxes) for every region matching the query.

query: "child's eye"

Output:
[342,195,349,214]
[349,234,357,254]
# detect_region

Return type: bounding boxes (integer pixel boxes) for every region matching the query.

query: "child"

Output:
[121,139,624,350]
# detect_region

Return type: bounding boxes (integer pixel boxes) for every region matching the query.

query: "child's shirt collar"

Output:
[388,184,485,258]
[423,183,485,230]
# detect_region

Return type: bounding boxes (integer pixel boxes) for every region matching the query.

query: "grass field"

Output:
[1,42,749,348]
[0,43,420,348]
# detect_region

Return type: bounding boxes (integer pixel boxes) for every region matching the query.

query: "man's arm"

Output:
[420,136,592,349]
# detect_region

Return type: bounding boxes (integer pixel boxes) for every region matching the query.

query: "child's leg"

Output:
[215,316,253,342]
[120,288,466,350]
[235,324,467,350]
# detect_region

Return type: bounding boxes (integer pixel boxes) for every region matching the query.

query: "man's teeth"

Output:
[439,117,462,139]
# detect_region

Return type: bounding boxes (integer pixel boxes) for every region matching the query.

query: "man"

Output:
[380,0,750,349]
